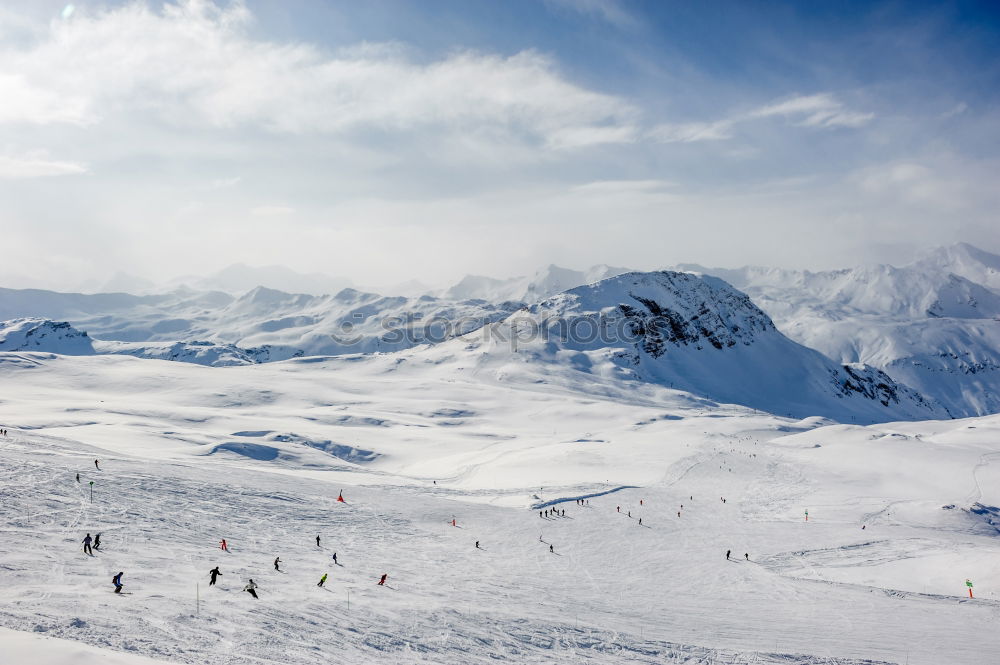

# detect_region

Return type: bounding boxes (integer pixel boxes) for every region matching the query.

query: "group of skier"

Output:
[73,455,752,603]
[82,533,101,555]
[208,536,387,598]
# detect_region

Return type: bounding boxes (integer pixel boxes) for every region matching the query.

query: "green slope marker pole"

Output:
[89,480,94,504]
[804,509,808,522]
[966,579,974,598]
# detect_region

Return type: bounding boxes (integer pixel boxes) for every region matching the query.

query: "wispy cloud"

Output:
[650,93,873,143]
[544,0,639,29]
[647,120,734,143]
[0,152,87,178]
[751,93,874,128]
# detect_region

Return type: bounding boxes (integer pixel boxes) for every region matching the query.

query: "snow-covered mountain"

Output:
[675,244,1000,417]
[0,318,275,367]
[0,271,948,423]
[0,318,96,355]
[0,285,525,360]
[456,271,947,423]
[182,263,354,297]
[912,241,1000,293]
[442,264,632,302]
[3,245,999,418]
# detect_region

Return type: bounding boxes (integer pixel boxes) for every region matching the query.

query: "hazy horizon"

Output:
[2,1,998,292]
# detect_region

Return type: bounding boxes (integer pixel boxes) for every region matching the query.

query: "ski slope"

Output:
[0,351,998,664]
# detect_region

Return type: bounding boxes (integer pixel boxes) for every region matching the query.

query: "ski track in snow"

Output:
[1,423,998,665]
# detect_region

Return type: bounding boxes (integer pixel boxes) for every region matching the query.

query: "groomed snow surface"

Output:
[1,350,999,665]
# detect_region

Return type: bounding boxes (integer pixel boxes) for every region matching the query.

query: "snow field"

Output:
[0,353,999,663]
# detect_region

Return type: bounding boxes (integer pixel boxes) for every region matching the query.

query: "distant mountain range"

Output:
[1,243,998,419]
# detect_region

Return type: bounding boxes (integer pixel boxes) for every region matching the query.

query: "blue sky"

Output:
[0,0,997,291]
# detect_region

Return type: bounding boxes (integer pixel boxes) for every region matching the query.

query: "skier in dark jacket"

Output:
[76,473,80,483]
[113,572,124,593]
[316,535,321,547]
[209,567,222,585]
[332,552,338,565]
[274,557,281,571]
[377,573,387,585]
[95,459,100,470]
[82,534,93,555]
[93,533,101,550]
[726,550,731,560]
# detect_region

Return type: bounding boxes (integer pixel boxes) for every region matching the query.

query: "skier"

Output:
[209,567,222,585]
[638,518,642,526]
[95,459,100,470]
[627,511,631,518]
[332,552,338,565]
[244,579,259,599]
[539,511,542,518]
[475,541,480,549]
[616,506,620,513]
[318,573,328,588]
[220,539,228,552]
[744,553,749,561]
[274,557,281,571]
[726,550,731,560]
[76,473,80,483]
[640,499,643,506]
[112,572,124,594]
[549,544,554,554]
[377,573,387,586]
[316,535,321,547]
[93,533,102,550]
[82,533,93,555]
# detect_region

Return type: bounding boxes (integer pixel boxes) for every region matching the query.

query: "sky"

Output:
[1,0,998,292]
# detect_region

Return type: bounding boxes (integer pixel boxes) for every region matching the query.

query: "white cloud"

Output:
[941,102,968,119]
[0,1,636,151]
[0,152,87,178]
[544,0,639,29]
[649,93,873,143]
[751,93,874,128]
[648,120,734,143]
[572,179,676,194]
